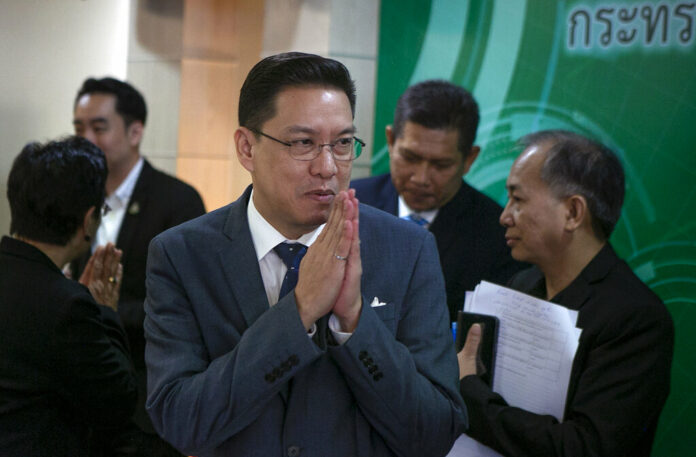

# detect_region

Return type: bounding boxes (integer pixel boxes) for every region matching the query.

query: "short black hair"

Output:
[518,130,625,240]
[7,136,107,246]
[239,52,356,132]
[75,77,147,126]
[392,80,480,156]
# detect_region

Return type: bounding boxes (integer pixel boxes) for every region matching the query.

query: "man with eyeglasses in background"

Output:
[143,52,467,456]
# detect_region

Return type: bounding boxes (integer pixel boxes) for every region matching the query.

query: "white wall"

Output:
[0,0,130,234]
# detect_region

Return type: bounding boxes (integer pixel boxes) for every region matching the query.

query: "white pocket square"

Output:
[370,297,387,307]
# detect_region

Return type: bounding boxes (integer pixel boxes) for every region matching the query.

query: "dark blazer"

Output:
[70,159,204,434]
[0,236,137,457]
[352,173,524,322]
[143,186,466,457]
[459,244,674,457]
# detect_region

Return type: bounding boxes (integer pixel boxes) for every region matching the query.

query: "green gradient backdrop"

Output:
[374,1,696,455]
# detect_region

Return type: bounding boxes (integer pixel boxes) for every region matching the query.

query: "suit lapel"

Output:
[116,159,152,258]
[218,187,270,329]
[428,182,471,254]
[70,160,153,279]
[219,187,293,405]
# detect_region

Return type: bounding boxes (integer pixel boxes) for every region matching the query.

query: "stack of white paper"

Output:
[449,281,583,457]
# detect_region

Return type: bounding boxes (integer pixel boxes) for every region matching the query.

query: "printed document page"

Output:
[448,281,582,457]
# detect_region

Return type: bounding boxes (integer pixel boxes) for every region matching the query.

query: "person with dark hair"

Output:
[0,136,137,456]
[457,130,673,456]
[144,52,466,456]
[352,80,523,323]
[70,76,205,455]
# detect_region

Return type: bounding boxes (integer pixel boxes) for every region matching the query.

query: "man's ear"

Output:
[127,121,144,148]
[81,206,98,241]
[235,127,256,173]
[462,146,481,174]
[385,125,395,158]
[564,194,588,232]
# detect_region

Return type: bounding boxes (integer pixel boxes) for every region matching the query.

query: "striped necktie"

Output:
[274,242,308,300]
[403,213,429,227]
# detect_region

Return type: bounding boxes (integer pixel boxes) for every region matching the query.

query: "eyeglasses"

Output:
[249,128,365,162]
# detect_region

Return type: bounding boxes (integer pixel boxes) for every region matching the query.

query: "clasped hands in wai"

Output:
[295,189,362,333]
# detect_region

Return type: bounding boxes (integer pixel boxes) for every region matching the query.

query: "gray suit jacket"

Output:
[144,187,466,457]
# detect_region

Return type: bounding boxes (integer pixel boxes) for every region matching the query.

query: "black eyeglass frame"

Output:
[248,127,365,162]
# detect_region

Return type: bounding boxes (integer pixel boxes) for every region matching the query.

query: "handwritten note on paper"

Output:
[448,281,582,457]
[469,281,581,419]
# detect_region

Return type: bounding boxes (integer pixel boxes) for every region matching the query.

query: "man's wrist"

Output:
[328,314,353,345]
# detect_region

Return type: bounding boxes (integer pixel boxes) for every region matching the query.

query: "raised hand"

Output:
[294,191,354,330]
[79,243,123,311]
[331,189,362,332]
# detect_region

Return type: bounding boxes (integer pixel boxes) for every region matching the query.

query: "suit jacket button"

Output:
[358,351,368,360]
[368,365,378,374]
[265,373,275,383]
[287,445,301,456]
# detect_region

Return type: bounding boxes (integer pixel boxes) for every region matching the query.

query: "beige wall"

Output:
[0,0,130,235]
[128,0,380,211]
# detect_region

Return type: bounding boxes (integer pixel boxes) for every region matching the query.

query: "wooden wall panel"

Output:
[177,0,263,206]
[178,59,239,158]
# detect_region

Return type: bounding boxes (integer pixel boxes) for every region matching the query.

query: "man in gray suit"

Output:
[144,52,466,456]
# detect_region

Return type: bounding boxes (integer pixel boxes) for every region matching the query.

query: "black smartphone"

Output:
[455,311,499,386]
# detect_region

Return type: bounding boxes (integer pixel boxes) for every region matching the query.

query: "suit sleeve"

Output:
[459,299,674,456]
[328,231,467,457]
[52,294,137,426]
[143,236,325,455]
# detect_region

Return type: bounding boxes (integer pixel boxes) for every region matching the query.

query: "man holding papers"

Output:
[457,130,673,456]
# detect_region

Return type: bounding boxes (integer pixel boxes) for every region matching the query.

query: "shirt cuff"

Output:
[328,314,353,345]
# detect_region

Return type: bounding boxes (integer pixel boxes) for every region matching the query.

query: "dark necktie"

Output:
[274,242,308,300]
[404,213,429,227]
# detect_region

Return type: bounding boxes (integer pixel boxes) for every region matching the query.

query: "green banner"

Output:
[376,1,696,454]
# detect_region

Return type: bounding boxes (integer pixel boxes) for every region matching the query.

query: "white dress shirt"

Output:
[94,157,144,249]
[247,191,352,343]
[397,195,438,227]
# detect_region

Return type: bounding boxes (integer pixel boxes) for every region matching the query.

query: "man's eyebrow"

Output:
[285,125,356,135]
[73,117,108,126]
[399,147,423,158]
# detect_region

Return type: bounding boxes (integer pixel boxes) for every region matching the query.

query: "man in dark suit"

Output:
[457,130,674,456]
[144,52,466,456]
[0,137,137,456]
[352,80,523,323]
[70,77,205,453]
